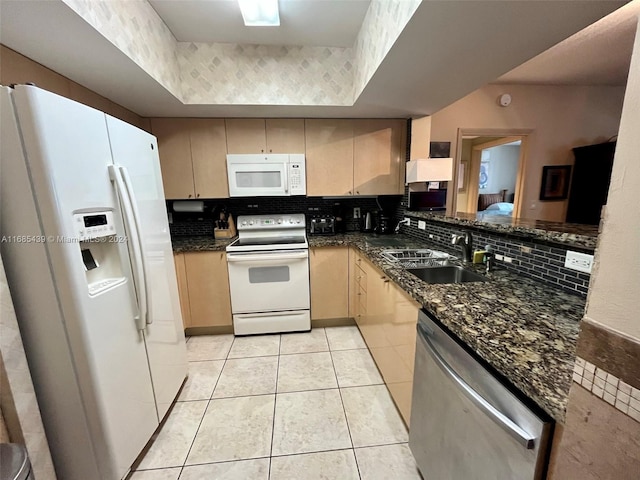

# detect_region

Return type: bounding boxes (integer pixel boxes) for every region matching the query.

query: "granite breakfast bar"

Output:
[172,232,585,423]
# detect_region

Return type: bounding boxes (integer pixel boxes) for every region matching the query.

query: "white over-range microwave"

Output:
[226,154,306,197]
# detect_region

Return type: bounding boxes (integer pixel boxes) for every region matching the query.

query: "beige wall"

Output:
[430,83,625,222]
[0,45,150,132]
[585,18,640,340]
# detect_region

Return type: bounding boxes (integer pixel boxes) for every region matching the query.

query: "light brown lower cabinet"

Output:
[310,247,349,320]
[173,251,232,329]
[351,249,420,425]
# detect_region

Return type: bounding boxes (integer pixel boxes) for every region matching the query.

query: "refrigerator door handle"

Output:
[418,323,536,449]
[109,165,148,330]
[118,166,152,325]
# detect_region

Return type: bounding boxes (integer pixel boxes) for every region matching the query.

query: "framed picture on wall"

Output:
[539,165,572,200]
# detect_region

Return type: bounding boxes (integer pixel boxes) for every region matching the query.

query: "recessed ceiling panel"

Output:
[148,0,371,46]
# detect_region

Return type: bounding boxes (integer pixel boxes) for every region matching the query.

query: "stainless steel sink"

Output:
[382,248,453,267]
[406,266,487,284]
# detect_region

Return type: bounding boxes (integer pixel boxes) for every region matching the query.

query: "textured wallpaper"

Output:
[60,0,421,107]
[178,43,354,105]
[62,0,184,99]
[353,0,422,98]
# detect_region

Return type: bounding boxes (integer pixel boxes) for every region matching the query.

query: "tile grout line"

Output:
[178,337,234,477]
[268,335,283,479]
[326,328,362,480]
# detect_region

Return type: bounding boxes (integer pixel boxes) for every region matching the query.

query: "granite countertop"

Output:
[171,235,235,253]
[405,211,598,250]
[310,233,583,423]
[173,232,583,422]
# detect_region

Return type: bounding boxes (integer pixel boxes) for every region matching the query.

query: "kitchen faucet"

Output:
[451,231,473,263]
[395,218,411,233]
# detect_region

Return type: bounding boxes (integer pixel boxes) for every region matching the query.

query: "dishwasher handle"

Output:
[418,323,536,450]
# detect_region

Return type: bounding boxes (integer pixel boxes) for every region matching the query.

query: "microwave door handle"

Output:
[283,167,289,194]
[417,324,536,450]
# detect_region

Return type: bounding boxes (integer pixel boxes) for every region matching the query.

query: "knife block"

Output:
[214,214,236,239]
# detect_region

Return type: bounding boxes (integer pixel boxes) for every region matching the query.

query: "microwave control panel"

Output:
[288,154,306,195]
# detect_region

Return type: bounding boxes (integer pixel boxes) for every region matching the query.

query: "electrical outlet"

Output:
[353,207,361,219]
[418,220,426,230]
[495,254,504,261]
[503,256,513,263]
[565,250,594,273]
[521,246,532,254]
[404,217,411,224]
[428,234,434,239]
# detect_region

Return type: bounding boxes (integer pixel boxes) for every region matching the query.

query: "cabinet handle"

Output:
[357,258,361,263]
[384,279,390,283]
[261,149,264,153]
[357,292,362,296]
[269,149,272,153]
[188,194,192,198]
[356,191,360,195]
[196,193,200,198]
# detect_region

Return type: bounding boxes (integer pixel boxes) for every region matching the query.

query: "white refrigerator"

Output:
[0,85,188,480]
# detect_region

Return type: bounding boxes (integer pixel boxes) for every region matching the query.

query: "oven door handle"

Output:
[227,251,308,262]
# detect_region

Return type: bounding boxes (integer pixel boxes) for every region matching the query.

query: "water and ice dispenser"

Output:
[74,210,127,296]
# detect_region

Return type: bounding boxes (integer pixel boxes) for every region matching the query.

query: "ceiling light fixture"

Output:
[238,0,280,26]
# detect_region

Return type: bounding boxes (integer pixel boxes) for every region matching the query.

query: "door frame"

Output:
[449,128,533,218]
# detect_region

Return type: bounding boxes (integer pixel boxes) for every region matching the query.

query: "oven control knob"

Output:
[296,219,301,224]
[241,221,247,226]
[278,219,282,224]
[249,221,254,225]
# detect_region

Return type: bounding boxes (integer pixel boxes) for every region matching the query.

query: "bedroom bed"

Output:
[477,189,514,217]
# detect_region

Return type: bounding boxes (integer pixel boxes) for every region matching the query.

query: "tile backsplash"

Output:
[168,196,400,237]
[399,217,592,297]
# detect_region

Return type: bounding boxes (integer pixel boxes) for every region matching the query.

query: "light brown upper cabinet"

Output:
[226,118,305,153]
[265,119,305,153]
[151,118,228,199]
[305,119,355,196]
[151,118,195,199]
[305,119,406,197]
[190,119,228,198]
[354,119,406,195]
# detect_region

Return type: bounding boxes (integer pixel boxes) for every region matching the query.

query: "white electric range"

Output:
[226,213,310,335]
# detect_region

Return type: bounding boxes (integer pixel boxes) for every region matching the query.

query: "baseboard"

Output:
[311,317,356,328]
[185,325,234,336]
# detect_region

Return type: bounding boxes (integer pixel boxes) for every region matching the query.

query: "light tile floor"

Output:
[129,326,421,480]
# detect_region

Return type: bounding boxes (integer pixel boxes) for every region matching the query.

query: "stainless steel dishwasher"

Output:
[409,310,552,480]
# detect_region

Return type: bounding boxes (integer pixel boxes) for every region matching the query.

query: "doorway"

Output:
[450,129,531,219]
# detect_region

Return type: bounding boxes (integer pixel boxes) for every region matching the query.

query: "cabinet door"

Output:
[305,119,354,196]
[225,118,267,153]
[190,119,228,198]
[173,253,191,328]
[184,251,232,327]
[151,118,195,199]
[310,247,349,320]
[266,119,305,153]
[354,119,406,195]
[387,285,420,424]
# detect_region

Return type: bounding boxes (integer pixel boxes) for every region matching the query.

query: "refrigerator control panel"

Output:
[74,211,116,240]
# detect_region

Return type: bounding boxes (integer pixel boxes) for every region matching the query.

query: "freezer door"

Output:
[6,85,159,479]
[105,115,187,420]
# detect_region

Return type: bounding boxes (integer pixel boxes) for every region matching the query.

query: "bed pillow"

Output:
[485,202,514,213]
